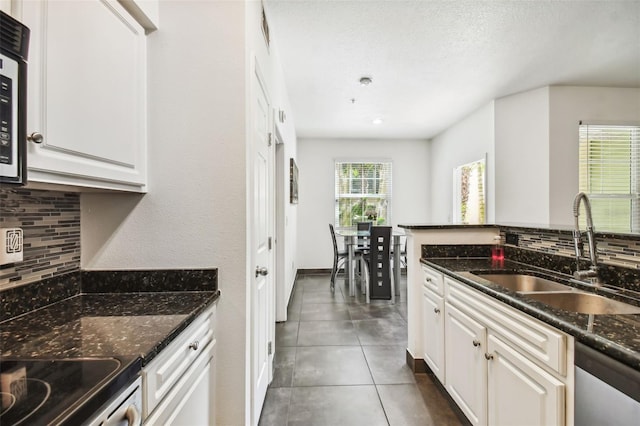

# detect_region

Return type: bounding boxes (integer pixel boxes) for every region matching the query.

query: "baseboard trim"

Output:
[406,349,427,373]
[407,350,471,426]
[297,268,333,275]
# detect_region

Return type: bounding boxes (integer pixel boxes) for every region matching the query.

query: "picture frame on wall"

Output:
[290,158,298,204]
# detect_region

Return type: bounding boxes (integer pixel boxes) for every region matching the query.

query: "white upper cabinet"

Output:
[21,0,148,192]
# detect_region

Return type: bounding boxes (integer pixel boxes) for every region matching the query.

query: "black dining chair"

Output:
[354,221,372,276]
[329,223,366,292]
[365,226,393,301]
[356,221,372,251]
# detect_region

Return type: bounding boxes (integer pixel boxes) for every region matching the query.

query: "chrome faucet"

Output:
[572,192,599,282]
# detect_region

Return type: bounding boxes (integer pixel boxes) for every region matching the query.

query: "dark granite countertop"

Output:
[0,291,220,364]
[399,223,499,230]
[0,269,219,425]
[421,257,640,370]
[400,223,640,241]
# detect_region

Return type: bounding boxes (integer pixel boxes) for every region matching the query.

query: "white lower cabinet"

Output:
[143,303,217,425]
[145,340,215,425]
[422,284,445,383]
[445,303,487,426]
[420,265,572,426]
[443,277,569,426]
[487,333,565,426]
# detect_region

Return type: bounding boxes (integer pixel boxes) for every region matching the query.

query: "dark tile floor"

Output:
[258,272,463,426]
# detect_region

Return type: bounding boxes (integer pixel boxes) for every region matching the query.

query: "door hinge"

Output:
[268,132,273,146]
[268,237,273,250]
[268,341,272,355]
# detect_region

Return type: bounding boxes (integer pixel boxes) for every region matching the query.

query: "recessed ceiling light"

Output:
[359,76,373,86]
[372,118,383,125]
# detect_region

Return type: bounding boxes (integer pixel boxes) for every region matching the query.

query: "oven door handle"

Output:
[125,404,141,426]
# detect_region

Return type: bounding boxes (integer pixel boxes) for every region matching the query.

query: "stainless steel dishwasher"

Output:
[575,342,640,425]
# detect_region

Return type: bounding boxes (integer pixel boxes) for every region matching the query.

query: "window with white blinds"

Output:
[578,124,640,233]
[335,162,392,227]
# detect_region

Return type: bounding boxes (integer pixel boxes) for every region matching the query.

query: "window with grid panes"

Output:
[579,124,640,233]
[335,162,392,227]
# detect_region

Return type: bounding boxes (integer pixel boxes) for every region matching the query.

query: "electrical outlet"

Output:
[505,232,519,246]
[0,228,24,265]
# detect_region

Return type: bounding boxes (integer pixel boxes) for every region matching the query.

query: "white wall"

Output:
[269,49,298,322]
[297,138,430,269]
[429,102,495,223]
[548,86,640,225]
[494,87,550,224]
[433,86,640,228]
[81,2,298,425]
[0,0,10,14]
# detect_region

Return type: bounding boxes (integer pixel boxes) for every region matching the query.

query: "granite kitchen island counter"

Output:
[421,257,640,370]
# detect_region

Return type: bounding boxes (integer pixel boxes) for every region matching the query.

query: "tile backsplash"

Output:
[0,188,81,290]
[501,227,640,270]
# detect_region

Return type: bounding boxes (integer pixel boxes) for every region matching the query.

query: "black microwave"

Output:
[0,11,30,185]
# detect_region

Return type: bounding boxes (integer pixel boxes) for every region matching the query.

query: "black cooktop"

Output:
[0,357,140,426]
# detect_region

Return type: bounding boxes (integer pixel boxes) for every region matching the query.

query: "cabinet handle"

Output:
[27,132,44,144]
[425,277,432,282]
[125,404,141,426]
[484,353,494,360]
[433,307,441,314]
[189,340,200,351]
[256,266,269,277]
[472,340,481,347]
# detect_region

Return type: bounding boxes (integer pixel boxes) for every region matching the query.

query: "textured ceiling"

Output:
[264,0,640,140]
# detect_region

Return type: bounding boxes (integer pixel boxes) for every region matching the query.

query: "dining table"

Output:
[334,227,404,303]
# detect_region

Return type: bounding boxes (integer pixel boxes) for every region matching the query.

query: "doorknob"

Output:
[255,266,269,277]
[27,132,44,144]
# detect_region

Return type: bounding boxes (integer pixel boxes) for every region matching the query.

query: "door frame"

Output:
[274,129,287,322]
[249,58,276,426]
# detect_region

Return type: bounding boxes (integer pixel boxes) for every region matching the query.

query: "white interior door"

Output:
[251,64,273,425]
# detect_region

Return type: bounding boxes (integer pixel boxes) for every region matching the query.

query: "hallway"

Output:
[258,272,463,425]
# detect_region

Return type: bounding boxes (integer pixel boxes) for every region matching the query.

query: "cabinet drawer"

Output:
[144,340,215,425]
[421,264,444,295]
[143,303,216,418]
[446,278,567,375]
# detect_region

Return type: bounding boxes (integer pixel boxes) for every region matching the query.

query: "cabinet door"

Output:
[422,286,445,383]
[487,333,565,426]
[165,358,214,425]
[445,303,487,426]
[21,0,147,191]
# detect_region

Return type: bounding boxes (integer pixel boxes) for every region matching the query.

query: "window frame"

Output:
[578,123,640,233]
[334,160,392,228]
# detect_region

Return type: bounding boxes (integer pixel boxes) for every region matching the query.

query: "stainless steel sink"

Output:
[474,273,574,293]
[523,292,640,315]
